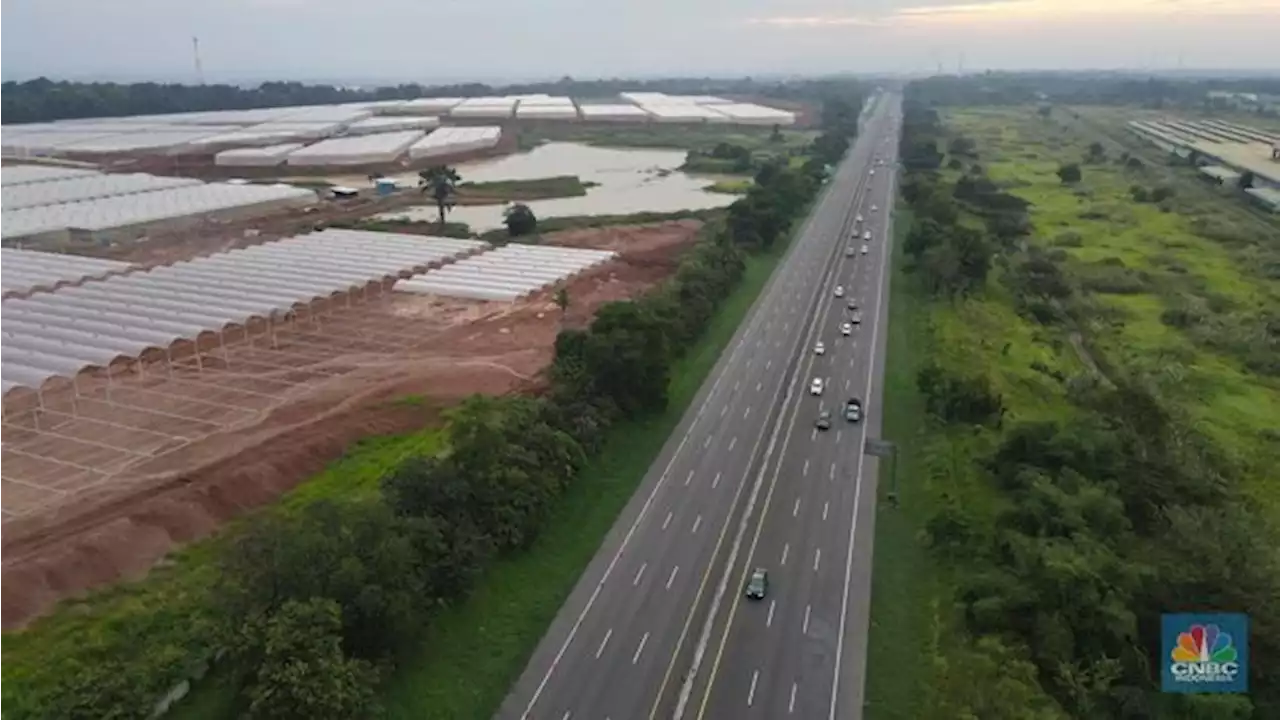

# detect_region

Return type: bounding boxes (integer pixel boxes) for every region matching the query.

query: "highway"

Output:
[498,93,902,720]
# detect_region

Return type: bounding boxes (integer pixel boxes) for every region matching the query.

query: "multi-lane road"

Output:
[499,93,902,720]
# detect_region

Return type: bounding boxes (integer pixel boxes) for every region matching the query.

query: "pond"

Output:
[374,142,738,230]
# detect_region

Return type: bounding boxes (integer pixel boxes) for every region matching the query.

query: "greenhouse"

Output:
[1,248,135,297]
[579,104,653,121]
[711,103,798,125]
[1,164,102,186]
[214,143,307,167]
[2,173,203,211]
[408,126,502,159]
[396,244,615,301]
[1,183,319,241]
[285,130,426,166]
[344,116,440,136]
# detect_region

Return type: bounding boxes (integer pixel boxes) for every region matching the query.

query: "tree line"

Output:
[1,92,863,719]
[2,75,860,125]
[898,87,1278,719]
[904,73,1280,112]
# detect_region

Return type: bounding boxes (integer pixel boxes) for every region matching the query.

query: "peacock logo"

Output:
[1171,624,1238,664]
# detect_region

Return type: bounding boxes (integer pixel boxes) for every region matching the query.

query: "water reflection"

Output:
[374,142,737,230]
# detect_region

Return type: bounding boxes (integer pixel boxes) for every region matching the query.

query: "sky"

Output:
[2,0,1278,84]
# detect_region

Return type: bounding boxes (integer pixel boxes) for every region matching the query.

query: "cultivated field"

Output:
[1,220,703,627]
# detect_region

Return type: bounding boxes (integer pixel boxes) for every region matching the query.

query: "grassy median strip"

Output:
[382,241,790,720]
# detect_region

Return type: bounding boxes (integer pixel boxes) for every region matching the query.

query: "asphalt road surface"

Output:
[498,93,902,720]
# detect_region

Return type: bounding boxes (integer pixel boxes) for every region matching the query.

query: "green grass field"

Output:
[864,105,1280,716]
[457,174,592,203]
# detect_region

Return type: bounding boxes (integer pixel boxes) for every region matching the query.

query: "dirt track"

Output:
[0,220,702,629]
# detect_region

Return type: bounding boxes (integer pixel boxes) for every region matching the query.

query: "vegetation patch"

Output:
[866,82,1279,720]
[456,175,592,203]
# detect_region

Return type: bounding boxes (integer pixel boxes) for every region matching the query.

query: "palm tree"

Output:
[418,165,461,227]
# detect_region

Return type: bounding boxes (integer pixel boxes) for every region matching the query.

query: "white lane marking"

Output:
[766,359,772,370]
[781,543,790,566]
[748,670,760,707]
[563,712,572,720]
[704,436,712,449]
[596,628,614,659]
[756,381,763,392]
[713,471,722,489]
[829,464,836,480]
[844,378,850,392]
[767,600,776,628]
[685,469,695,486]
[811,429,818,442]
[720,404,728,418]
[789,683,798,714]
[803,459,810,476]
[692,515,703,534]
[830,146,897,720]
[663,511,673,530]
[792,497,801,517]
[823,502,829,521]
[729,436,737,451]
[743,406,751,419]
[804,605,811,634]
[836,430,842,443]
[734,381,740,392]
[633,563,647,587]
[814,548,822,572]
[849,357,855,368]
[633,632,650,664]
[667,565,680,590]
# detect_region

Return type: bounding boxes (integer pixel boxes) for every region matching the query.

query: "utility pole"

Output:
[192,36,205,85]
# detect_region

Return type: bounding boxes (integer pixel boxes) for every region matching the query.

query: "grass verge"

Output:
[862,210,942,719]
[457,175,591,203]
[381,240,791,719]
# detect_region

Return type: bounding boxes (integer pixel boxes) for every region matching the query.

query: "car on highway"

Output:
[869,169,875,176]
[840,322,853,336]
[845,398,863,423]
[861,244,869,255]
[847,300,858,311]
[852,311,863,325]
[745,568,769,600]
[815,410,833,430]
[863,230,872,241]
[834,285,845,298]
[871,204,879,212]
[845,246,855,257]
[810,377,825,395]
[856,213,864,224]
[814,341,826,355]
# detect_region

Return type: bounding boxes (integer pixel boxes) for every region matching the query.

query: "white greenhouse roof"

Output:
[1,165,102,186]
[516,105,580,119]
[397,97,464,114]
[273,106,374,125]
[408,126,502,159]
[619,92,672,104]
[0,230,487,393]
[397,244,615,301]
[517,96,575,106]
[2,131,124,154]
[2,173,204,211]
[214,143,307,167]
[285,130,425,166]
[1,248,134,296]
[579,104,653,120]
[639,104,730,122]
[711,103,798,124]
[344,117,441,135]
[1,183,318,240]
[56,129,227,154]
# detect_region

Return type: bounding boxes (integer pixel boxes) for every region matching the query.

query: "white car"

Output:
[840,322,853,336]
[834,285,845,298]
[869,169,875,176]
[871,204,879,212]
[856,213,864,224]
[861,244,870,255]
[845,246,855,257]
[814,341,826,355]
[810,378,825,396]
[863,230,872,241]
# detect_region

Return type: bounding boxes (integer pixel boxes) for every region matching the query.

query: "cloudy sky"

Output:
[3,0,1278,83]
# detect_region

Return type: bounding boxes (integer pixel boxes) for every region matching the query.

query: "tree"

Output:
[244,598,381,720]
[418,165,461,226]
[1238,170,1255,190]
[553,286,570,317]
[769,123,784,142]
[1056,163,1082,184]
[583,301,672,416]
[1087,142,1106,163]
[504,203,537,236]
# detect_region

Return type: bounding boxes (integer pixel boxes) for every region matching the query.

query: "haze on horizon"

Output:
[3,0,1278,84]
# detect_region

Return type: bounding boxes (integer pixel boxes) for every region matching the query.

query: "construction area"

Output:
[0,219,704,627]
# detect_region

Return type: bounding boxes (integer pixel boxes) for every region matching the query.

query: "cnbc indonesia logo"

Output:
[1163,614,1249,693]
